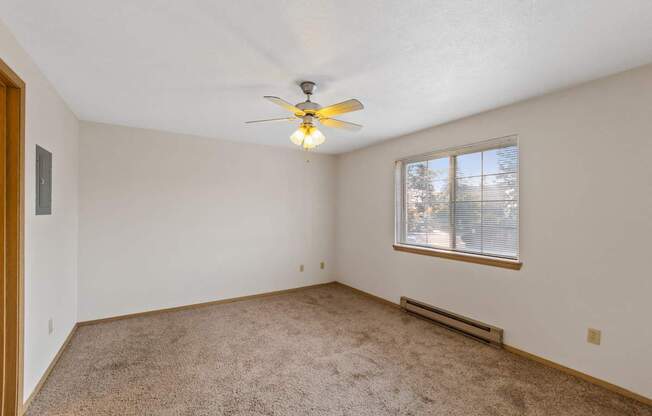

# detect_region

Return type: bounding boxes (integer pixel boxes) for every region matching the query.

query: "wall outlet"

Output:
[48,318,54,335]
[320,261,325,270]
[299,264,304,272]
[587,328,601,345]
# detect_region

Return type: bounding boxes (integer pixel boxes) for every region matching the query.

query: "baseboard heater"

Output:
[400,296,503,347]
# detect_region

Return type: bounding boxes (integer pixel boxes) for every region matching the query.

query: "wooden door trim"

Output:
[0,57,25,416]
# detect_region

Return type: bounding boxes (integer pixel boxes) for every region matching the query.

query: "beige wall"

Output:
[335,65,652,398]
[0,20,80,402]
[78,122,336,321]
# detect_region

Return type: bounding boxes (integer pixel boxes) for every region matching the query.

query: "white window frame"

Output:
[394,135,521,266]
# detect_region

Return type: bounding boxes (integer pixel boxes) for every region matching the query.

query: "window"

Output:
[395,136,520,266]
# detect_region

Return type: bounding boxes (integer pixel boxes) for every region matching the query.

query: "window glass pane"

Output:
[482,201,518,228]
[456,176,481,201]
[429,157,450,203]
[406,227,428,245]
[456,152,482,178]
[406,201,426,232]
[428,157,449,180]
[406,199,427,237]
[424,203,451,249]
[431,179,449,203]
[483,173,518,201]
[483,226,518,257]
[453,146,518,258]
[482,201,518,258]
[406,161,429,192]
[454,201,481,253]
[483,146,518,175]
[406,161,429,238]
[405,157,450,249]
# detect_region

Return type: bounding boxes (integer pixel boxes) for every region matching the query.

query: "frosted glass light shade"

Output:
[290,124,325,150]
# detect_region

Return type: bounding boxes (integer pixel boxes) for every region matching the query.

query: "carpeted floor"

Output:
[26,283,651,416]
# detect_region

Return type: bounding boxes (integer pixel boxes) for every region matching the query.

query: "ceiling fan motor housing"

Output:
[296,101,320,113]
[301,114,316,126]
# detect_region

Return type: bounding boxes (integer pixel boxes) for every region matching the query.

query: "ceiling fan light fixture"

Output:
[289,124,307,146]
[290,124,325,150]
[247,81,363,151]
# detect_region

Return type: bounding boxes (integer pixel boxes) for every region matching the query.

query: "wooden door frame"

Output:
[0,58,25,416]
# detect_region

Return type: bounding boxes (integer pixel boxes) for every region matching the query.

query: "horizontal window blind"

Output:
[399,138,519,260]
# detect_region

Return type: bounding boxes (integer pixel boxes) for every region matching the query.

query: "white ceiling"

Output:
[2,1,652,153]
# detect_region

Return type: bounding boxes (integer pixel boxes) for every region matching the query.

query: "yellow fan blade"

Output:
[319,118,363,131]
[264,96,305,116]
[316,99,363,118]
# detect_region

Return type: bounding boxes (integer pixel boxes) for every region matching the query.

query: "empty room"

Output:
[0,1,651,415]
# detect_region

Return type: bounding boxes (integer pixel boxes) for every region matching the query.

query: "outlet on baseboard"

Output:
[48,318,54,335]
[587,328,601,345]
[299,264,304,272]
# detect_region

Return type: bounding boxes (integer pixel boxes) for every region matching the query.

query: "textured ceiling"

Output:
[2,1,652,153]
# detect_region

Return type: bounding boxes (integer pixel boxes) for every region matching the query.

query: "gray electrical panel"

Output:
[36,145,52,215]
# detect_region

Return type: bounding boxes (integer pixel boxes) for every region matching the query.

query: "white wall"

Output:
[78,122,335,321]
[335,65,652,398]
[0,19,79,402]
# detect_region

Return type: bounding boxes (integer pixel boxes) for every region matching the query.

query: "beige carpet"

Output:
[26,283,651,416]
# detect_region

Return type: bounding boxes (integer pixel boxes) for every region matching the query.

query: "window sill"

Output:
[392,244,522,270]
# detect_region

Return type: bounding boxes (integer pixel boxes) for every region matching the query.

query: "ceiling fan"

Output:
[245,81,364,150]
